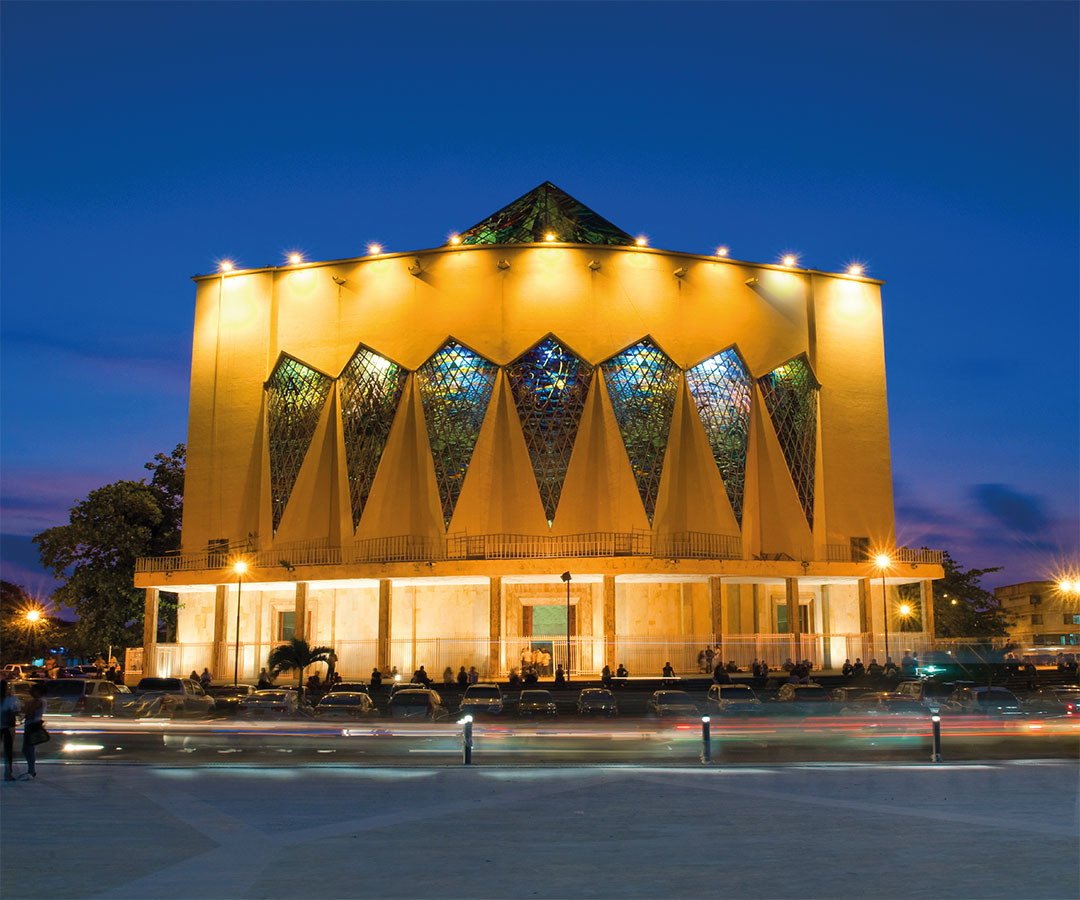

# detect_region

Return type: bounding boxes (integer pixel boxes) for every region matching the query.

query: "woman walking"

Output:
[22,683,45,779]
[1,680,19,781]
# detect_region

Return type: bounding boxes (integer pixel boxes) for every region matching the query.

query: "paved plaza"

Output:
[2,761,1077,899]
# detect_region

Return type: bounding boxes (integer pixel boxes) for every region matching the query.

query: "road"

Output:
[31,712,1080,766]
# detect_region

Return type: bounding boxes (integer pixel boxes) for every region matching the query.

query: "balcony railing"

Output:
[136,534,942,574]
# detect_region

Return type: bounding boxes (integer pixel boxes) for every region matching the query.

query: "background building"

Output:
[134,183,942,679]
[995,581,1080,647]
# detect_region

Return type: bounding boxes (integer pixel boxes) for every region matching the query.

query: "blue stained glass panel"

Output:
[685,349,753,525]
[266,356,334,533]
[600,339,681,523]
[339,345,408,531]
[506,337,594,523]
[758,355,819,529]
[416,340,498,527]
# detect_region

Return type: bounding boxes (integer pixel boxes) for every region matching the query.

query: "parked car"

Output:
[647,690,700,719]
[837,692,928,717]
[208,684,258,715]
[1024,686,1080,717]
[577,688,618,717]
[459,684,504,717]
[238,689,313,718]
[386,688,448,720]
[315,692,378,720]
[895,680,962,710]
[941,686,1024,716]
[326,682,370,694]
[773,683,832,712]
[115,677,216,718]
[389,682,428,696]
[830,685,871,704]
[35,678,131,715]
[518,689,558,717]
[1,664,42,681]
[707,684,763,714]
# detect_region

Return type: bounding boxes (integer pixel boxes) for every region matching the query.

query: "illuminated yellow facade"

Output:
[134,183,942,680]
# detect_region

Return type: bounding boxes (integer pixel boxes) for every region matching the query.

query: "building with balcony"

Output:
[134,182,943,680]
[995,581,1080,647]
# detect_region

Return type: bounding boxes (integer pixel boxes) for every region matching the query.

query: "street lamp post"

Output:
[875,554,892,663]
[560,571,572,681]
[233,560,248,687]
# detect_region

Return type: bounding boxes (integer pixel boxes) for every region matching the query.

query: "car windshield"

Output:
[393,692,432,706]
[253,692,289,701]
[657,692,691,703]
[795,687,827,698]
[138,678,183,691]
[41,681,85,697]
[320,694,365,706]
[465,687,500,700]
[719,687,752,697]
[521,691,551,701]
[215,687,249,697]
[581,691,611,700]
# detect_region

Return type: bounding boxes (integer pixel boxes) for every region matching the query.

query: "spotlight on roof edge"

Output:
[368,244,382,255]
[449,234,461,245]
[635,236,648,247]
[219,260,234,272]
[782,255,797,267]
[847,264,864,276]
[544,233,556,242]
[288,253,302,265]
[716,246,729,257]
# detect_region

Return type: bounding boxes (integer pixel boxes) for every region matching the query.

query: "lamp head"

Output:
[234,560,248,576]
[560,571,572,583]
[874,553,892,569]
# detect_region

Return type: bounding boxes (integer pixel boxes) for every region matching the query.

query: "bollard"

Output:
[461,715,473,766]
[700,716,711,764]
[930,714,942,763]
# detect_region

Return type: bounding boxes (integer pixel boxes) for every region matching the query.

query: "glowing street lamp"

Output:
[233,559,248,687]
[875,553,893,662]
[25,609,42,624]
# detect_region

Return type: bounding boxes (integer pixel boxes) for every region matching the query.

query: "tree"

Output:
[33,446,185,653]
[267,638,333,694]
[902,551,1011,639]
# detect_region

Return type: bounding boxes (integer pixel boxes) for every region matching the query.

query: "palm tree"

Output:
[267,638,333,695]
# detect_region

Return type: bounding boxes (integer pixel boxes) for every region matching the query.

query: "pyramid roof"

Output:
[456,181,635,246]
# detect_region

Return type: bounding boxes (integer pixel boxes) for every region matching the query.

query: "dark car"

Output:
[315,692,377,720]
[942,686,1024,716]
[646,690,700,719]
[36,678,131,715]
[327,682,370,694]
[518,689,558,717]
[577,688,618,717]
[208,684,258,715]
[1024,686,1080,717]
[460,684,504,717]
[830,685,871,703]
[773,683,832,713]
[707,684,763,714]
[838,692,928,717]
[387,688,448,720]
[389,682,428,696]
[895,680,962,710]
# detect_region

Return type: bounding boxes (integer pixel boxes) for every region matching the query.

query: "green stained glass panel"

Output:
[759,355,819,529]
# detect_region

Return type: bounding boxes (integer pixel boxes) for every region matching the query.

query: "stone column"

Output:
[211,584,228,678]
[708,577,723,643]
[294,583,309,641]
[786,577,801,660]
[142,589,160,678]
[920,580,936,639]
[377,579,392,671]
[603,575,616,670]
[820,585,833,669]
[489,576,502,675]
[858,577,872,634]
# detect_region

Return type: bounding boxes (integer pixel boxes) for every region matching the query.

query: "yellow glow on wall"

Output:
[286,267,318,297]
[834,278,873,322]
[220,277,259,329]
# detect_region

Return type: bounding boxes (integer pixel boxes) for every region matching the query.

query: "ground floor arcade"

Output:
[133,561,939,682]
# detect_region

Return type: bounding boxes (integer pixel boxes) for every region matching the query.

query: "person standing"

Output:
[326,649,338,681]
[22,684,45,780]
[1,681,19,781]
[199,668,212,689]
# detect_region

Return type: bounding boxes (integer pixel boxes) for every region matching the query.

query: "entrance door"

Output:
[522,604,576,674]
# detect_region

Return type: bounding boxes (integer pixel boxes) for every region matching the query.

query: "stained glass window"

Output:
[685,348,753,526]
[600,339,681,523]
[456,181,635,246]
[266,355,333,533]
[416,340,498,527]
[758,355,819,529]
[505,337,594,523]
[339,344,408,531]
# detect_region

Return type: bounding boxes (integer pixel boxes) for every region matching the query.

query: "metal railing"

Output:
[137,535,941,573]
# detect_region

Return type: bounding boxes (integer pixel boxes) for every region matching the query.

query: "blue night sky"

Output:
[1,1,1077,596]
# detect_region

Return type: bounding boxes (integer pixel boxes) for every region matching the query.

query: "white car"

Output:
[706,684,763,714]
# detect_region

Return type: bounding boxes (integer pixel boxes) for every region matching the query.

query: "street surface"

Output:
[23,712,1080,765]
[2,762,1076,899]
